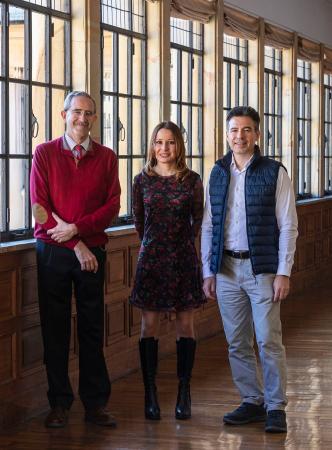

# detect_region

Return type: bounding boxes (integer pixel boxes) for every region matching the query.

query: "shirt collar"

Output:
[231,153,254,173]
[64,133,90,151]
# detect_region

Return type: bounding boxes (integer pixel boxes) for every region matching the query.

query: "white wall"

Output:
[226,0,332,47]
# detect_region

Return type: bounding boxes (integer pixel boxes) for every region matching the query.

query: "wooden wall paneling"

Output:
[0,268,17,320]
[105,247,127,294]
[21,264,38,314]
[0,320,16,385]
[21,325,43,374]
[105,299,128,346]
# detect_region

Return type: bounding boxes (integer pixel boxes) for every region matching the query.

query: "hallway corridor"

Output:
[0,281,331,450]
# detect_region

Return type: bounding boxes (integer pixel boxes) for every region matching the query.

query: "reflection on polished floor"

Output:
[0,282,331,450]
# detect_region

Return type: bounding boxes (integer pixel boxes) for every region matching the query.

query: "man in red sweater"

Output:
[30,91,121,428]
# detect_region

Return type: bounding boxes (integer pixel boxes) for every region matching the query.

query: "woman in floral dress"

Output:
[130,121,206,421]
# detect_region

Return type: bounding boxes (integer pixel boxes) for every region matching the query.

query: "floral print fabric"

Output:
[130,170,206,311]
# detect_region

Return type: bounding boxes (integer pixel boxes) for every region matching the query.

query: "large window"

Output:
[324,73,332,195]
[297,59,312,198]
[264,46,282,161]
[170,18,203,177]
[0,0,71,241]
[101,0,146,221]
[223,35,248,113]
[223,34,248,150]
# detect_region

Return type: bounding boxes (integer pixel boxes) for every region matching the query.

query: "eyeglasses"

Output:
[69,109,95,118]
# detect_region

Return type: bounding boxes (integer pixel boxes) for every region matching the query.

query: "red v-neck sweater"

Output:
[30,137,121,249]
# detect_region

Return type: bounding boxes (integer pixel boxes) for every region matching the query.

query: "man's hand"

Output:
[273,275,290,302]
[203,276,217,300]
[74,241,98,273]
[47,213,78,243]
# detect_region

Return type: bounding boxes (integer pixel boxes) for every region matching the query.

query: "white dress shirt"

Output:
[201,155,298,278]
[64,134,90,155]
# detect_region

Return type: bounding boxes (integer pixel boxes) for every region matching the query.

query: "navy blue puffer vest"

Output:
[209,147,281,275]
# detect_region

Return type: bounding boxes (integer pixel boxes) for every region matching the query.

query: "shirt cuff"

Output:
[276,261,292,277]
[202,266,214,279]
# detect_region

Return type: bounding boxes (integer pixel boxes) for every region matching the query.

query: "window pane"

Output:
[9,6,28,80]
[0,158,5,231]
[132,158,144,180]
[170,102,178,125]
[9,158,29,230]
[103,30,115,92]
[9,83,29,155]
[191,157,202,177]
[119,158,128,215]
[181,105,189,152]
[171,48,179,102]
[101,0,145,34]
[192,54,202,104]
[133,38,144,96]
[32,86,47,151]
[103,95,116,151]
[52,88,65,138]
[32,12,47,83]
[0,81,4,154]
[52,18,67,86]
[118,97,128,155]
[51,0,70,13]
[132,99,144,155]
[118,35,129,94]
[181,52,190,103]
[192,106,201,156]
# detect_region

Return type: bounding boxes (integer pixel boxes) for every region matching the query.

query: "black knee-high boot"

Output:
[175,337,196,420]
[139,337,161,420]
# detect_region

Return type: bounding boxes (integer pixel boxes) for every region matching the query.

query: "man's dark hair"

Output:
[226,106,260,131]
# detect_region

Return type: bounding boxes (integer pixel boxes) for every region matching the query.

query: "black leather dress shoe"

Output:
[85,407,117,427]
[44,406,68,428]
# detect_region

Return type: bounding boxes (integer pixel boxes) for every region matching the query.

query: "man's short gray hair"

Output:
[63,91,96,113]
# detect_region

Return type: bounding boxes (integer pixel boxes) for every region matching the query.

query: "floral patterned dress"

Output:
[130,169,206,311]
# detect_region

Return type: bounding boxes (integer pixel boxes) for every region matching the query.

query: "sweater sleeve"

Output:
[74,153,121,236]
[30,145,80,249]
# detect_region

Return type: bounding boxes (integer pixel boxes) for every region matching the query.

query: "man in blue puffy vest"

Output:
[201,106,298,433]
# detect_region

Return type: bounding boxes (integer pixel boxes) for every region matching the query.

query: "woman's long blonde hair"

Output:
[144,121,189,180]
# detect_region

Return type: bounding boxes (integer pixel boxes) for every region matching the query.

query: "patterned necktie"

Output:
[73,144,84,160]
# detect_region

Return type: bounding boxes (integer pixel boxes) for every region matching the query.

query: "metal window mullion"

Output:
[27,7,32,230]
[127,35,133,213]
[101,22,145,41]
[48,13,52,140]
[264,72,269,155]
[114,32,119,153]
[4,2,9,233]
[7,0,70,20]
[235,62,239,106]
[271,75,276,157]
[188,51,193,157]
[226,61,231,108]
[301,118,306,193]
[177,49,181,126]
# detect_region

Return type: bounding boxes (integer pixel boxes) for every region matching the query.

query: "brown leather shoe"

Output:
[44,406,68,428]
[85,406,117,427]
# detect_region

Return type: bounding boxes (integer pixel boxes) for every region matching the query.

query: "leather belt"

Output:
[224,249,250,259]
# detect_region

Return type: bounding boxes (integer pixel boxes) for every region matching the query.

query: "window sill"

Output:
[0,225,137,254]
[296,196,332,206]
